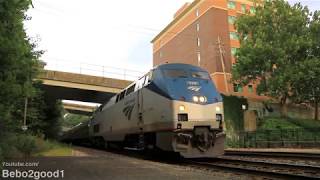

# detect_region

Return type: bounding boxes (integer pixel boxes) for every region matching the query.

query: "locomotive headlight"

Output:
[199,96,206,103]
[215,106,221,112]
[179,105,185,111]
[193,96,199,102]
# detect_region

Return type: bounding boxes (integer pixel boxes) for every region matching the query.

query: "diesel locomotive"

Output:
[62,63,225,158]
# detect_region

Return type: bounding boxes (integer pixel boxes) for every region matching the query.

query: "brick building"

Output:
[151,0,265,99]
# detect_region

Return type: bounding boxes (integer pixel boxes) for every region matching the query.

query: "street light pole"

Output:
[22,97,28,131]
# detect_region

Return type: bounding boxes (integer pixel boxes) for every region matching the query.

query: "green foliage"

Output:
[290,11,320,120]
[0,133,33,158]
[33,139,72,157]
[0,0,43,135]
[0,1,65,162]
[222,94,248,132]
[15,134,37,157]
[258,116,320,130]
[0,145,3,170]
[289,118,320,129]
[43,100,64,139]
[233,0,311,116]
[259,117,302,130]
[63,114,89,128]
[0,133,71,159]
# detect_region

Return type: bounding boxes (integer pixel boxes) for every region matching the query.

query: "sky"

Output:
[25,0,320,80]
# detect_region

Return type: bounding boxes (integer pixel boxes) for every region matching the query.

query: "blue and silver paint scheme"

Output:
[63,63,225,158]
[150,63,222,104]
[143,63,225,157]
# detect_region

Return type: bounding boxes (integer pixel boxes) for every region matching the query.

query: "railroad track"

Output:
[186,157,320,179]
[225,150,320,159]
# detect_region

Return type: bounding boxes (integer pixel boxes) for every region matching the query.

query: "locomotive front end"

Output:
[158,65,226,158]
[172,101,225,158]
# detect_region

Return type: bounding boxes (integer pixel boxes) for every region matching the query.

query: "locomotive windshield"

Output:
[191,71,210,80]
[164,69,188,78]
[163,69,210,80]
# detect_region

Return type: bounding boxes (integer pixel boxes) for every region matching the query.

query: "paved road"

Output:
[1,147,258,180]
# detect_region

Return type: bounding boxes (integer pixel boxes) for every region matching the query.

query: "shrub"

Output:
[0,146,3,164]
[0,134,21,158]
[15,134,37,157]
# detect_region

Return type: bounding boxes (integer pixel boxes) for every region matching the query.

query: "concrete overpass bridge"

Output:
[37,70,134,115]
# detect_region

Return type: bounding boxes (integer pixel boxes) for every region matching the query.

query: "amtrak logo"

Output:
[188,86,201,92]
[123,104,134,120]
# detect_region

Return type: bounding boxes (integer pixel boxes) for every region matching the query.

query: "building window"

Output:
[230,32,239,40]
[228,16,236,24]
[227,1,236,9]
[197,37,200,47]
[248,84,253,93]
[196,9,199,17]
[197,52,201,66]
[231,47,238,56]
[241,4,246,13]
[196,23,200,32]
[233,83,242,93]
[250,6,256,14]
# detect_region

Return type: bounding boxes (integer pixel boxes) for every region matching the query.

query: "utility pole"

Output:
[197,52,201,67]
[217,36,229,94]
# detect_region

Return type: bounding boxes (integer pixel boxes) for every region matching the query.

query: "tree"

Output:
[0,0,43,134]
[291,58,320,120]
[232,0,310,117]
[291,11,320,120]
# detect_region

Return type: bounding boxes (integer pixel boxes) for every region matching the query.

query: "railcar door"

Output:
[137,71,152,127]
[135,76,146,149]
[135,75,146,129]
[137,87,144,127]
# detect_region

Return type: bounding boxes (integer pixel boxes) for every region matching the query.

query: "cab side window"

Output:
[119,90,126,100]
[135,76,146,91]
[116,94,120,102]
[126,84,136,96]
[144,71,153,85]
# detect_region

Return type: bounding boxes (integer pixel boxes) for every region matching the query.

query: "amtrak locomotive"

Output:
[62,63,225,158]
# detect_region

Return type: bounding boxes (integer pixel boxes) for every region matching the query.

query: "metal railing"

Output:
[227,128,320,148]
[43,59,145,81]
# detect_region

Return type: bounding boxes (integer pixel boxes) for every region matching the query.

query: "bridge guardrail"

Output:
[43,59,145,81]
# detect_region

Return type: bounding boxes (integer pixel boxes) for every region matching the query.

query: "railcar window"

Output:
[119,91,126,100]
[116,94,120,102]
[164,69,188,78]
[191,71,210,80]
[126,84,135,95]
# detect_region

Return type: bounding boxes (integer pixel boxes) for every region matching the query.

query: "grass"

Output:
[33,138,73,157]
[259,116,320,130]
[34,147,72,156]
[0,133,74,160]
[259,117,301,130]
[226,116,320,148]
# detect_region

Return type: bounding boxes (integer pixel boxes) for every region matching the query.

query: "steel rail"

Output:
[185,158,320,179]
[225,150,320,159]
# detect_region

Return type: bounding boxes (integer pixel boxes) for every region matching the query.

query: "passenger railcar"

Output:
[62,63,225,158]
